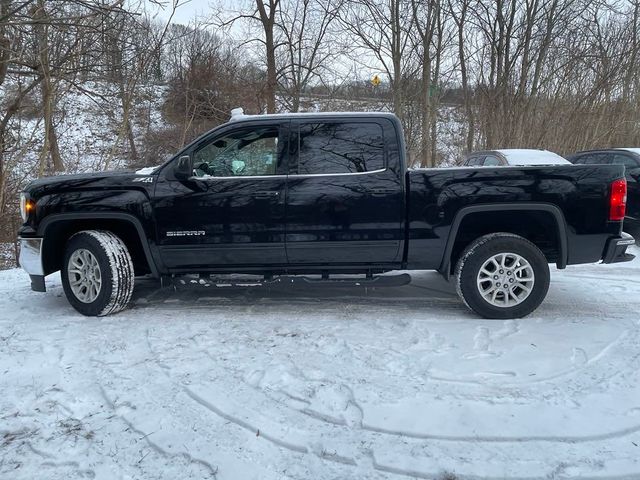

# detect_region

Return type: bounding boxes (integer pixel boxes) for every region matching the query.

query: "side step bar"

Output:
[172,273,412,288]
[268,273,412,288]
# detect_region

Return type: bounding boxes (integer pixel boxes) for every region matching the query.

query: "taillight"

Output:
[609,178,627,221]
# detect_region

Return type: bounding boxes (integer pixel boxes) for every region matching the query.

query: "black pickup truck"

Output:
[18,112,635,318]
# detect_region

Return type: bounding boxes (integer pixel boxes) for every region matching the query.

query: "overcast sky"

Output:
[138,0,379,82]
[142,0,223,26]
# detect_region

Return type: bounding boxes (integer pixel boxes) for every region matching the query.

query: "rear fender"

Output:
[440,203,568,280]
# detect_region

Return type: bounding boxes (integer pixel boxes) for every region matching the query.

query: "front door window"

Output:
[193,126,280,177]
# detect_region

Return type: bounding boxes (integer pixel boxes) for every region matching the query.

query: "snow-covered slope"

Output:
[4,80,167,179]
[4,80,466,190]
[1,248,640,479]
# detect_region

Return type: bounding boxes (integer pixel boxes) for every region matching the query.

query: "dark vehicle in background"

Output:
[17,112,634,319]
[463,149,571,167]
[568,148,640,232]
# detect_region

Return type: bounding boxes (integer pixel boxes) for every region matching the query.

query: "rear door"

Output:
[285,118,404,265]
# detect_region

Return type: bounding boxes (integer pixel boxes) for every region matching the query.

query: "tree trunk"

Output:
[0,0,9,87]
[420,57,431,168]
[451,0,474,153]
[0,0,8,214]
[257,0,279,114]
[390,0,404,121]
[264,28,277,113]
[291,85,301,112]
[118,73,138,161]
[33,0,64,174]
[429,6,443,167]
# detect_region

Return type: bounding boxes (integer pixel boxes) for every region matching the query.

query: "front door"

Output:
[153,121,289,271]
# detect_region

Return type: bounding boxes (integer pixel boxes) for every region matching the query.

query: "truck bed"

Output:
[406,164,626,271]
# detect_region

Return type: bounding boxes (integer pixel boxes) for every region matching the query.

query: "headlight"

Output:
[20,193,26,222]
[20,193,34,222]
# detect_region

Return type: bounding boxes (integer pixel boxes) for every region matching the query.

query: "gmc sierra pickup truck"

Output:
[18,111,635,318]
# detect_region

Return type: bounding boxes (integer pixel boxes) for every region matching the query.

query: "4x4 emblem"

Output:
[133,177,153,183]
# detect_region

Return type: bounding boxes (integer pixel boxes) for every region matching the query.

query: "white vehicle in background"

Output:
[463,149,571,167]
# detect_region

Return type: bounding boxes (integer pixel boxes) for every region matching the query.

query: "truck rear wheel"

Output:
[454,233,550,319]
[61,230,135,316]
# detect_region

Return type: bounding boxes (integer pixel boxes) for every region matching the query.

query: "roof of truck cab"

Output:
[227,111,398,122]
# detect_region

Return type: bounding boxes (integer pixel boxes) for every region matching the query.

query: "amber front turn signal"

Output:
[20,193,35,222]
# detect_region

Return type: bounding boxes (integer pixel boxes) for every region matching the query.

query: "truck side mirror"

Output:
[174,155,192,180]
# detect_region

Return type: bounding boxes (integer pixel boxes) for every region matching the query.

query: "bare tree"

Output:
[448,0,474,152]
[103,4,178,169]
[32,0,63,174]
[339,0,416,121]
[411,0,446,167]
[216,0,281,113]
[276,0,343,112]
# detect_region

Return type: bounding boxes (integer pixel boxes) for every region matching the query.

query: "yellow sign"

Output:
[371,75,381,87]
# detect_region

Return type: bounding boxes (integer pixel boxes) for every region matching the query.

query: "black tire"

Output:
[455,233,550,319]
[61,230,134,316]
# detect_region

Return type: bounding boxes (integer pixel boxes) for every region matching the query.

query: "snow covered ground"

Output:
[2,248,640,480]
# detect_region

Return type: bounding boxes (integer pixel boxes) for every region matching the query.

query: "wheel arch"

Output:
[440,203,568,280]
[37,213,159,277]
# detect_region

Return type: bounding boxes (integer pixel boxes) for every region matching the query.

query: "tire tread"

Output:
[454,232,550,319]
[64,230,134,316]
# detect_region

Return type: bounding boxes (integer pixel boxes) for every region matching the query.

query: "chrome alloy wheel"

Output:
[67,248,102,303]
[476,252,535,307]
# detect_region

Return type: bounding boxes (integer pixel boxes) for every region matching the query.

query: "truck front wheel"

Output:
[454,233,550,319]
[61,230,135,316]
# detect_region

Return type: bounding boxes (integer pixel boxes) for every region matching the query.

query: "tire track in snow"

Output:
[98,384,220,478]
[142,323,640,480]
[143,328,364,469]
[145,309,640,443]
[119,268,640,479]
[427,323,635,389]
[183,387,309,455]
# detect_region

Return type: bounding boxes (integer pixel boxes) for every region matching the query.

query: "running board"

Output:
[264,273,411,287]
[174,273,412,288]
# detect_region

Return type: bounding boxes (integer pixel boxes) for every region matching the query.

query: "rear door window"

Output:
[573,153,611,165]
[483,155,501,166]
[296,122,385,175]
[611,154,639,169]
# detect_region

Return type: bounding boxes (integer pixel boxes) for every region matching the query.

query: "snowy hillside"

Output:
[4,81,168,179]
[6,83,466,180]
[1,247,640,479]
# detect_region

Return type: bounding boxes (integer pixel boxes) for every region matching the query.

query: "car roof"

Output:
[573,148,640,156]
[467,149,570,166]
[615,148,640,156]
